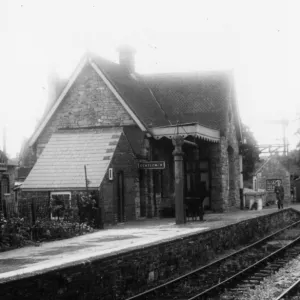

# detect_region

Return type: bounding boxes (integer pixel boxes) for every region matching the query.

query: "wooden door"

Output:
[117,171,125,222]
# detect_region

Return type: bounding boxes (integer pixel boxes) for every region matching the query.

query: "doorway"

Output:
[0,176,9,215]
[116,171,125,222]
[185,160,211,210]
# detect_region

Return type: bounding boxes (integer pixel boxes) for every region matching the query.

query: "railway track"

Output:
[124,220,300,300]
[275,278,300,300]
[216,235,300,299]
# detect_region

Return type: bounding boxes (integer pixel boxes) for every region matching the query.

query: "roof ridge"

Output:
[141,69,233,77]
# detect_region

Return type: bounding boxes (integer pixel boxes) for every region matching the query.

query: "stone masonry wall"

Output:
[35,63,135,159]
[209,142,223,211]
[101,131,140,224]
[1,209,299,300]
[220,108,241,211]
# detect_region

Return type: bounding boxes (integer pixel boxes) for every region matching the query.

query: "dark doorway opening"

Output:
[185,160,211,217]
[117,171,125,222]
[0,176,9,212]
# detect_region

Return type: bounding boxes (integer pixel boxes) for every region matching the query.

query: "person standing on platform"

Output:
[274,181,284,209]
[199,181,207,221]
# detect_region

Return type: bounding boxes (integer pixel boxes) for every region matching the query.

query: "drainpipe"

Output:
[239,154,244,209]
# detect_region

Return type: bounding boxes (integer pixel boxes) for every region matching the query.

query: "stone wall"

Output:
[24,61,141,225]
[209,142,223,211]
[1,209,299,300]
[35,63,135,159]
[101,132,140,224]
[219,107,241,211]
[256,155,291,205]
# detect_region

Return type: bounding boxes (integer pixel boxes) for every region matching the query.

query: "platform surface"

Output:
[1,204,300,282]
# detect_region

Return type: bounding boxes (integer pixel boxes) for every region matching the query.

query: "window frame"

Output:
[50,191,72,220]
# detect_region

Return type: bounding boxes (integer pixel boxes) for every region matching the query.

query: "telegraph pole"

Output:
[84,165,89,196]
[3,126,6,155]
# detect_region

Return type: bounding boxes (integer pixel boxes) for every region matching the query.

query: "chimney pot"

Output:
[117,44,136,73]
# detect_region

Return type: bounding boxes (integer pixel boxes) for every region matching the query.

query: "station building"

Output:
[21,46,243,224]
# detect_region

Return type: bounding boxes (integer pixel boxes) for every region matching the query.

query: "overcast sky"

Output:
[0,0,299,157]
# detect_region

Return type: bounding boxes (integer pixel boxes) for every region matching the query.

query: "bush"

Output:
[31,219,94,241]
[50,196,65,220]
[77,195,98,226]
[0,212,95,251]
[0,213,31,251]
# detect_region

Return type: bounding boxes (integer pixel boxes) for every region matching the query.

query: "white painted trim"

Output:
[29,56,88,147]
[149,123,220,143]
[88,58,147,132]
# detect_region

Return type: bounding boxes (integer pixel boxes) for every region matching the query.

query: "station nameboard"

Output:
[138,161,165,170]
[266,179,282,192]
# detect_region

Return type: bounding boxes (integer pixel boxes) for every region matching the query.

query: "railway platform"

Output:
[1,204,300,282]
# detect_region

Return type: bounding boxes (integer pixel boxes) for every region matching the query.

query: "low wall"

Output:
[1,209,300,300]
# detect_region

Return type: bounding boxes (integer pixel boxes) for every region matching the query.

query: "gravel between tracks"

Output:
[221,254,300,300]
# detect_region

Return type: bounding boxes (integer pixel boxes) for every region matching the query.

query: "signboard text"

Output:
[138,161,165,170]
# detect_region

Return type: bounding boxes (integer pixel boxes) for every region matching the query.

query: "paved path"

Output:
[1,204,299,283]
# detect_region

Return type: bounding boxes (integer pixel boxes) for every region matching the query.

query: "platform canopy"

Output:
[21,128,122,191]
[149,123,220,143]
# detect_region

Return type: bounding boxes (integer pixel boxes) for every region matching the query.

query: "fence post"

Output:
[31,198,36,225]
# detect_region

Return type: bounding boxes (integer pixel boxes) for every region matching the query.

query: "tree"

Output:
[240,124,260,181]
[18,138,35,167]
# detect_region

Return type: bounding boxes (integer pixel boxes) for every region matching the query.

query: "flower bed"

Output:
[0,212,95,252]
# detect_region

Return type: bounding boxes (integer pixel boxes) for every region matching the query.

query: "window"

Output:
[50,192,71,220]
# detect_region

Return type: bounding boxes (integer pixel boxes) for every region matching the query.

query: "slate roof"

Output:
[123,126,145,157]
[91,54,232,130]
[22,128,122,191]
[91,55,170,128]
[143,72,230,129]
[30,53,240,148]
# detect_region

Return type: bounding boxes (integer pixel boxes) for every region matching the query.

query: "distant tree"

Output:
[284,149,300,180]
[18,138,35,167]
[240,124,260,181]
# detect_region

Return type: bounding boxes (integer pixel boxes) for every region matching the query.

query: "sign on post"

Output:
[266,179,282,192]
[138,161,165,170]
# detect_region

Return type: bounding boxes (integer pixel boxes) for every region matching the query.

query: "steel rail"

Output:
[188,233,300,299]
[274,278,300,300]
[125,220,300,300]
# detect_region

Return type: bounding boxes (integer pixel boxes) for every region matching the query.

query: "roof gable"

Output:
[29,55,146,147]
[29,52,242,146]
[255,155,289,175]
[90,54,169,128]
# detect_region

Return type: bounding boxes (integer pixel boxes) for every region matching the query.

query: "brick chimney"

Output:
[117,44,136,73]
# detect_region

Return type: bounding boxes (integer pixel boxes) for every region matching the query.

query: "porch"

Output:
[140,122,241,224]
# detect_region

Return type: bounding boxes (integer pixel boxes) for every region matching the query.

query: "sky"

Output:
[0,0,300,157]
